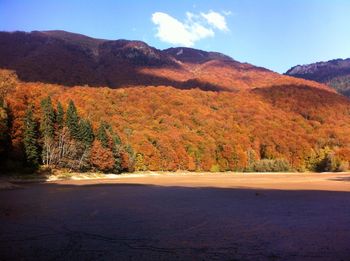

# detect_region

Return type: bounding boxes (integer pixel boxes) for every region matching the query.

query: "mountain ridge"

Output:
[285,58,350,96]
[0,30,331,92]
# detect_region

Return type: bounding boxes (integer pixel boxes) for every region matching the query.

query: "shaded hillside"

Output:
[0,30,331,92]
[2,70,350,172]
[286,58,350,96]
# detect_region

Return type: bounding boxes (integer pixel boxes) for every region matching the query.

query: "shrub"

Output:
[337,161,349,172]
[210,164,221,172]
[252,159,291,172]
[322,152,349,172]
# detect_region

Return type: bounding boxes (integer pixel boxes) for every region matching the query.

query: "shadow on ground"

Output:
[0,182,350,260]
[328,176,350,182]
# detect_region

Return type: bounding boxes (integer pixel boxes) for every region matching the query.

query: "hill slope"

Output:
[2,70,350,172]
[0,30,330,92]
[285,58,350,96]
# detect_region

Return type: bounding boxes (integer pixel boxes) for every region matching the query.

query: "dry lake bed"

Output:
[0,173,350,260]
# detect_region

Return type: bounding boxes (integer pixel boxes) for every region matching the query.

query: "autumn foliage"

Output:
[90,140,115,172]
[2,69,350,173]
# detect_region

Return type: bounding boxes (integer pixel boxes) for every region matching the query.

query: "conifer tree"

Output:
[123,144,135,171]
[78,119,94,146]
[65,100,80,139]
[109,126,121,146]
[40,96,55,138]
[23,105,39,167]
[54,101,66,165]
[110,131,122,172]
[96,122,109,148]
[40,96,56,166]
[56,101,64,130]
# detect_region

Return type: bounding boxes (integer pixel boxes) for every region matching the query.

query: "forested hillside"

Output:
[1,70,350,173]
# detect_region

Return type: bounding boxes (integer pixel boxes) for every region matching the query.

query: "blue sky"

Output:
[1,0,349,73]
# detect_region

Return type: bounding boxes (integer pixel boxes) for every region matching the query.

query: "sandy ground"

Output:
[0,173,350,260]
[51,172,350,191]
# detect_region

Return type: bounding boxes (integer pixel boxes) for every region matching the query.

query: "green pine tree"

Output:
[109,126,121,146]
[56,101,64,130]
[108,126,124,172]
[23,105,40,167]
[78,119,94,146]
[124,143,135,171]
[96,122,109,148]
[40,96,55,138]
[110,130,122,172]
[65,100,80,139]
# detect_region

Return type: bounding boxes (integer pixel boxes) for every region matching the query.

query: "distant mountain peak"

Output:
[164,47,234,64]
[285,58,350,96]
[286,58,350,76]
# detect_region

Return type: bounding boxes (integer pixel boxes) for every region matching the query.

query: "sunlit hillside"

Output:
[2,69,350,172]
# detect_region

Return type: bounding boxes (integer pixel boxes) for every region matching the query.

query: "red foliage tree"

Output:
[89,140,115,172]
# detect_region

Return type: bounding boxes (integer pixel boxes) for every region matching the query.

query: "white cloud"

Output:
[152,12,195,47]
[201,11,229,31]
[151,10,229,47]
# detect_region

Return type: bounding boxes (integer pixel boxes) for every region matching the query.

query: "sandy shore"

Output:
[50,172,350,192]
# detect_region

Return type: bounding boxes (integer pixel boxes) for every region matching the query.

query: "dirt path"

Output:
[0,173,350,260]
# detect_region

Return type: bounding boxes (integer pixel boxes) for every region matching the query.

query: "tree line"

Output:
[4,95,135,173]
[1,95,349,174]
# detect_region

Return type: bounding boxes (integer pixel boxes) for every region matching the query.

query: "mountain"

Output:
[285,58,350,96]
[1,30,349,173]
[0,30,330,92]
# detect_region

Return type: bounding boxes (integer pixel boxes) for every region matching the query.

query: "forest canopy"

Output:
[1,69,350,173]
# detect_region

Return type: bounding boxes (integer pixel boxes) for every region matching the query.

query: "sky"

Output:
[1,0,350,73]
